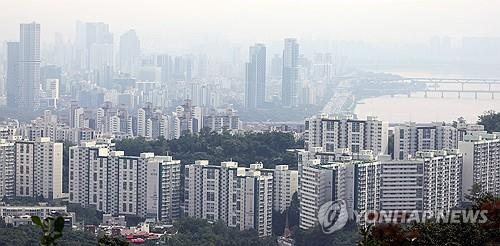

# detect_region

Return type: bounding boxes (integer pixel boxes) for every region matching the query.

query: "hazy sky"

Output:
[1,0,499,51]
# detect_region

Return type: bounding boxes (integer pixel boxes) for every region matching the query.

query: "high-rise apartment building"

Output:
[282,38,299,107]
[356,149,462,213]
[68,142,180,221]
[394,122,458,160]
[298,148,462,229]
[248,164,298,213]
[245,44,266,109]
[14,137,63,199]
[0,140,15,198]
[459,131,500,198]
[304,114,388,155]
[184,161,274,237]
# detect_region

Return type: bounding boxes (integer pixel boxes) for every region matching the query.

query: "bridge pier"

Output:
[475,92,478,100]
[441,91,444,98]
[424,91,428,98]
[407,92,411,98]
[458,92,461,99]
[493,93,495,100]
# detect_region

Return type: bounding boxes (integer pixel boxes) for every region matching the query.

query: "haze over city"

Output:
[0,1,499,245]
[2,0,500,52]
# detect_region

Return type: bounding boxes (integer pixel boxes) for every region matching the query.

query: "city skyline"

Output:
[1,0,500,52]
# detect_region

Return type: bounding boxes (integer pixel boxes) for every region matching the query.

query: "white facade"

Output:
[184,161,273,237]
[356,149,462,212]
[394,122,458,160]
[304,114,388,155]
[14,137,63,199]
[459,132,500,198]
[69,143,181,220]
[298,160,335,230]
[0,140,15,198]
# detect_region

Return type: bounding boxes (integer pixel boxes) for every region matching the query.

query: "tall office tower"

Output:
[17,22,41,111]
[245,44,266,109]
[356,149,462,214]
[74,22,113,86]
[459,131,500,198]
[282,38,299,107]
[6,42,20,108]
[304,114,388,155]
[69,142,181,221]
[270,54,282,79]
[394,122,458,160]
[157,54,173,83]
[0,140,15,198]
[173,56,192,81]
[184,161,274,237]
[312,53,334,81]
[119,30,141,76]
[14,137,63,199]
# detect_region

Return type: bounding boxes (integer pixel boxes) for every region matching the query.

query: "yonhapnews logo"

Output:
[317,199,349,234]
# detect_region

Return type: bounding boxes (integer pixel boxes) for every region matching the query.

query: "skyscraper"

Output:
[282,38,299,107]
[18,22,41,110]
[6,42,19,108]
[245,44,266,109]
[119,30,141,76]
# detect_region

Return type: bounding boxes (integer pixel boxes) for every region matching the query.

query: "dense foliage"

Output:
[272,192,300,235]
[359,194,500,246]
[115,130,303,168]
[478,110,500,133]
[292,223,360,246]
[67,203,103,225]
[0,224,96,246]
[156,217,277,246]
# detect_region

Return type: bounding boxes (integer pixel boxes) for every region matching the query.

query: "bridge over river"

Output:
[360,77,500,99]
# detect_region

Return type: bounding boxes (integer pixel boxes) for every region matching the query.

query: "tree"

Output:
[31,216,65,246]
[358,193,500,245]
[478,110,500,133]
[66,203,103,225]
[97,234,129,246]
[115,131,303,169]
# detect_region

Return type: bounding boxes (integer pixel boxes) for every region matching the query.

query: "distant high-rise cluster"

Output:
[244,44,266,109]
[6,23,41,111]
[282,38,300,107]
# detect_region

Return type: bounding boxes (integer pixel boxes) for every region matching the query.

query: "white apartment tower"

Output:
[356,149,462,212]
[238,169,273,237]
[0,140,16,198]
[248,163,298,213]
[184,161,274,237]
[298,159,335,230]
[459,131,500,198]
[69,142,181,221]
[14,137,63,199]
[304,114,388,155]
[394,122,458,160]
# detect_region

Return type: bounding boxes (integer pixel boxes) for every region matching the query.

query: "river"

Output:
[353,71,500,123]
